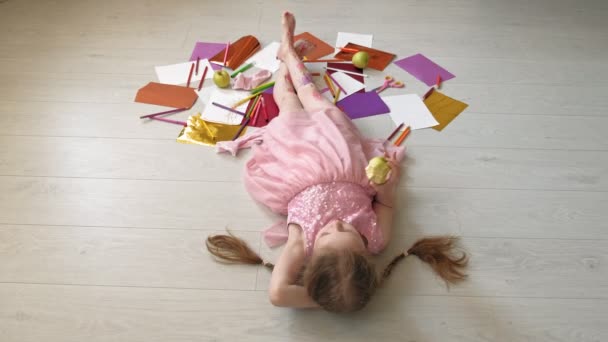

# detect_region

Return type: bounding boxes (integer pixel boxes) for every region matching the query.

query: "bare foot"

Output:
[277,11,296,61]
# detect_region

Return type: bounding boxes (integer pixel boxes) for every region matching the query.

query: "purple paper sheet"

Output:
[337,91,390,119]
[394,53,455,86]
[190,42,226,71]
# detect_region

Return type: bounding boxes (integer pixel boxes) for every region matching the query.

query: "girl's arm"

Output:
[268,224,319,309]
[373,200,395,251]
[370,153,400,251]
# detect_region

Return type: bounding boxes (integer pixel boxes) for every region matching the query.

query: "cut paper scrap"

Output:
[394,53,455,86]
[326,62,365,89]
[335,32,373,53]
[334,43,395,71]
[337,91,390,120]
[244,41,281,72]
[423,89,468,131]
[135,82,198,109]
[177,113,244,146]
[190,42,225,71]
[210,35,261,70]
[155,60,213,85]
[294,32,335,60]
[322,71,365,102]
[197,88,251,125]
[243,92,279,128]
[383,94,439,130]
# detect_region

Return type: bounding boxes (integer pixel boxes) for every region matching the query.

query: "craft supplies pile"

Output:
[134,32,469,146]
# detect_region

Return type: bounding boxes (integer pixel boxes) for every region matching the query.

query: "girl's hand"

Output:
[369,152,401,207]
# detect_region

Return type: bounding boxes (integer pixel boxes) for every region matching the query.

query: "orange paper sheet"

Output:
[294,32,335,60]
[334,43,395,71]
[210,35,261,70]
[423,89,468,131]
[135,82,198,109]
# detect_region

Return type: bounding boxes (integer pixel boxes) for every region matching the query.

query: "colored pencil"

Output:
[394,126,411,146]
[250,81,275,94]
[223,41,230,66]
[195,57,200,75]
[149,116,187,127]
[386,123,404,140]
[232,117,250,140]
[260,97,269,122]
[139,107,187,119]
[303,59,346,63]
[197,66,209,91]
[251,98,263,126]
[333,88,341,104]
[326,72,347,95]
[248,95,262,118]
[230,62,254,78]
[200,117,215,140]
[336,47,359,53]
[324,74,336,97]
[422,87,435,100]
[212,102,246,116]
[232,93,260,108]
[436,74,442,89]
[186,63,195,87]
[324,67,368,78]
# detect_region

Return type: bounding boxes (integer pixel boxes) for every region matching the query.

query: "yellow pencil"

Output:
[232,93,260,108]
[333,88,341,104]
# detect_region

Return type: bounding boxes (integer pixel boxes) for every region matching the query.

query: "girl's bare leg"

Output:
[277,12,336,113]
[273,62,303,112]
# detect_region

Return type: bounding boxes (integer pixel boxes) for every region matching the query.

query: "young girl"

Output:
[207,12,468,313]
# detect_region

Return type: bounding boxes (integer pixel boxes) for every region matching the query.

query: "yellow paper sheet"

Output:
[177,113,246,146]
[424,90,468,131]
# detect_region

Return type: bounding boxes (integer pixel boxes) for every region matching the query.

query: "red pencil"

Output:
[186,63,195,87]
[336,47,359,53]
[436,74,442,89]
[223,41,230,66]
[386,122,404,141]
[251,97,263,126]
[195,57,200,75]
[140,107,187,119]
[260,97,269,122]
[198,66,209,91]
[149,116,187,127]
[394,126,411,146]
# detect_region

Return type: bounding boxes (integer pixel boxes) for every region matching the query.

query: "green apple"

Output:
[352,51,370,69]
[213,70,231,88]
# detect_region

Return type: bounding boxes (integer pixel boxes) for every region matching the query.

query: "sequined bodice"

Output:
[287,181,381,255]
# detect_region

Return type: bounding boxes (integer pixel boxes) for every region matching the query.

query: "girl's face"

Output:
[314,220,366,253]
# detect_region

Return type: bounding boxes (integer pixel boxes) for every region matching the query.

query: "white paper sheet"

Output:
[155,59,214,85]
[245,41,281,72]
[195,88,250,125]
[322,71,365,102]
[382,94,439,130]
[335,32,373,53]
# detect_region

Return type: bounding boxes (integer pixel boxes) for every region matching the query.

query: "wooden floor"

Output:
[1,0,607,341]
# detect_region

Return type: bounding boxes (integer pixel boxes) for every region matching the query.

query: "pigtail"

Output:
[380,236,468,286]
[206,232,274,270]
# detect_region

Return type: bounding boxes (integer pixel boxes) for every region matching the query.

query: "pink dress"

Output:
[217,108,404,255]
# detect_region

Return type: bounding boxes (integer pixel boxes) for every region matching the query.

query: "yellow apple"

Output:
[352,51,370,69]
[213,70,231,88]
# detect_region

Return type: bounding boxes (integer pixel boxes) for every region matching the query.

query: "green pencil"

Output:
[250,81,275,94]
[230,63,255,78]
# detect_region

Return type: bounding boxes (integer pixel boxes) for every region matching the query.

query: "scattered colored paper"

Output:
[334,43,395,71]
[394,53,455,86]
[135,82,198,109]
[322,71,365,102]
[337,91,390,119]
[423,89,468,131]
[210,35,261,70]
[326,62,365,89]
[190,42,225,71]
[294,32,335,60]
[382,94,439,130]
[177,113,244,146]
[243,92,279,128]
[155,60,213,85]
[335,32,373,53]
[245,41,281,72]
[197,88,250,125]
